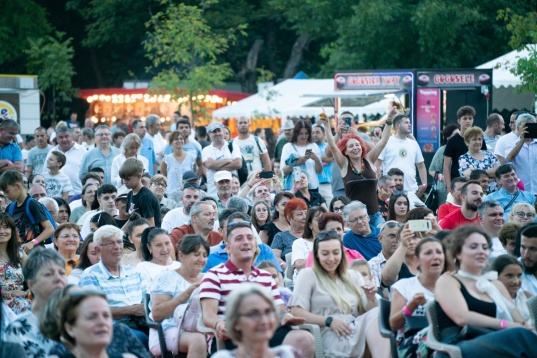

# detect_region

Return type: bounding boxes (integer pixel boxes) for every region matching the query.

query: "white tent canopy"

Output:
[212,79,395,120]
[476,46,536,111]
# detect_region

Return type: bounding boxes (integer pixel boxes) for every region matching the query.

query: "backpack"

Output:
[228,136,263,185]
[8,197,57,245]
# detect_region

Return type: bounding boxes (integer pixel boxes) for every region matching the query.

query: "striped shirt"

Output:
[200,260,283,318]
[78,260,146,307]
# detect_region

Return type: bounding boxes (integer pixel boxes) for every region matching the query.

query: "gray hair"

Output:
[516,113,536,128]
[146,114,160,127]
[39,197,59,215]
[378,175,393,187]
[94,125,109,133]
[477,200,503,218]
[93,225,123,247]
[343,201,367,222]
[190,201,211,219]
[227,196,249,214]
[0,119,20,131]
[56,126,70,135]
[23,246,65,283]
[121,133,142,156]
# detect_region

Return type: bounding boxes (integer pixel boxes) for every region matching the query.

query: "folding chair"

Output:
[378,298,398,358]
[143,293,172,358]
[284,252,293,289]
[526,295,537,330]
[424,301,462,358]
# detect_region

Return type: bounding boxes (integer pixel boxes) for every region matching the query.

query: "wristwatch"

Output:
[325,316,333,327]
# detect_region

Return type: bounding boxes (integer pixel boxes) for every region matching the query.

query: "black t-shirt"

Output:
[294,190,326,208]
[8,195,49,243]
[444,133,487,180]
[126,186,161,228]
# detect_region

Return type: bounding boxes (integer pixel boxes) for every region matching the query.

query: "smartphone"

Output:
[408,220,432,232]
[305,149,313,155]
[343,116,352,127]
[525,123,537,138]
[293,167,302,182]
[260,171,274,179]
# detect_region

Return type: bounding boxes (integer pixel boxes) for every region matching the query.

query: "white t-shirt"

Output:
[111,154,150,188]
[291,238,313,282]
[161,207,190,233]
[233,135,268,174]
[494,132,518,160]
[202,141,241,197]
[136,261,181,286]
[379,137,424,191]
[43,172,73,197]
[280,142,322,189]
[146,132,166,163]
[46,142,87,195]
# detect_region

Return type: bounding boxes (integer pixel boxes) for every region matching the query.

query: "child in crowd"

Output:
[0,170,54,252]
[120,158,161,228]
[43,151,73,200]
[350,260,374,283]
[257,260,292,306]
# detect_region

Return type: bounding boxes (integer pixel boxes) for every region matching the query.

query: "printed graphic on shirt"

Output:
[241,144,255,171]
[399,148,408,158]
[45,178,62,197]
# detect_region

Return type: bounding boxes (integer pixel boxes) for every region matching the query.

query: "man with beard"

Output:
[520,225,537,294]
[161,184,201,233]
[477,200,506,260]
[386,168,425,209]
[233,116,271,174]
[439,180,483,230]
[342,201,381,260]
[169,201,222,256]
[484,164,535,219]
[202,122,242,197]
[214,171,234,211]
[377,114,427,197]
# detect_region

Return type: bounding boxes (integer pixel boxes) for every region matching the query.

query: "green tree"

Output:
[25,32,76,121]
[498,8,537,94]
[143,0,245,122]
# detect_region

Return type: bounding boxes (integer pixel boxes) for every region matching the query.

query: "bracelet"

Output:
[500,319,507,330]
[402,306,413,317]
[32,239,39,245]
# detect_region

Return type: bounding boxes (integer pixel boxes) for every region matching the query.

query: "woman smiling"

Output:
[136,228,180,285]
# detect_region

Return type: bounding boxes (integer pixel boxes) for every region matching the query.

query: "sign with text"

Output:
[334,72,413,90]
[416,71,491,88]
[416,88,441,153]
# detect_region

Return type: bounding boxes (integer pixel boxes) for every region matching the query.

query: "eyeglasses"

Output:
[316,230,340,241]
[347,215,368,224]
[333,206,345,212]
[239,308,275,321]
[183,183,200,189]
[101,239,124,247]
[516,212,535,219]
[96,133,111,137]
[152,182,166,188]
[58,234,80,240]
[392,190,408,196]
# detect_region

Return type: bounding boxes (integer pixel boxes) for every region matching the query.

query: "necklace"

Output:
[349,160,365,175]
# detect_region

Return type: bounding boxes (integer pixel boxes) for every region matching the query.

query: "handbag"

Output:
[424,172,439,214]
[173,287,201,332]
[457,324,496,341]
[404,315,428,338]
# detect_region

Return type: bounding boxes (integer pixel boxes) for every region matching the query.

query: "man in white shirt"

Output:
[494,111,519,164]
[233,116,271,175]
[477,200,507,260]
[145,114,166,164]
[161,185,201,233]
[377,114,427,197]
[201,122,242,197]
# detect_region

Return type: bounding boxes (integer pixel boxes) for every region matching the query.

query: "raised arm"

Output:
[366,111,395,163]
[319,116,347,170]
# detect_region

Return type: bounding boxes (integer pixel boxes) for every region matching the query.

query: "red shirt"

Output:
[437,202,460,221]
[439,208,480,230]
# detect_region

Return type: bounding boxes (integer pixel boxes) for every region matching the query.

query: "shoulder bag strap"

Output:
[503,190,520,212]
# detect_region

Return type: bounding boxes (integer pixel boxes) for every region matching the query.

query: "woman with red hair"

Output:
[320,111,395,227]
[270,198,308,263]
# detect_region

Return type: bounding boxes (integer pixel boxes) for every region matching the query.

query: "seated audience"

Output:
[342,201,381,260]
[387,192,409,223]
[69,182,98,224]
[0,290,26,357]
[161,184,201,233]
[149,234,207,357]
[89,211,116,233]
[149,175,178,211]
[368,220,402,290]
[289,229,389,357]
[381,224,422,288]
[507,202,535,226]
[439,180,483,230]
[136,228,180,284]
[390,238,446,357]
[257,260,292,307]
[477,201,507,260]
[53,223,81,276]
[497,222,521,256]
[271,198,308,261]
[469,169,491,195]
[435,226,534,356]
[259,192,294,246]
[293,170,327,209]
[329,195,350,218]
[437,177,467,221]
[53,198,71,224]
[212,284,302,358]
[376,175,395,220]
[67,233,99,285]
[4,247,67,357]
[520,225,537,294]
[402,207,442,238]
[251,200,271,234]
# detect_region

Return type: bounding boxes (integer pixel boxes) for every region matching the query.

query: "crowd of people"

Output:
[0,105,536,358]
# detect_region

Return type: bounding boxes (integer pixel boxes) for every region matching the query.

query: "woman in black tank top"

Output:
[319,111,394,217]
[434,226,534,357]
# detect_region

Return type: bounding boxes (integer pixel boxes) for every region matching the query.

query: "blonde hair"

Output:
[508,202,536,221]
[463,126,484,144]
[121,133,142,156]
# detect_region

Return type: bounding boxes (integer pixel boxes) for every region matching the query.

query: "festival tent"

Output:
[212,79,394,121]
[476,46,536,111]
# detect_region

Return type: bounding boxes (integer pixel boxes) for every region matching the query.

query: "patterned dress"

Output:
[1,260,31,314]
[458,150,500,192]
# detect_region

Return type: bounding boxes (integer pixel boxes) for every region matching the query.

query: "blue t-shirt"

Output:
[0,142,22,163]
[343,225,381,261]
[316,142,332,184]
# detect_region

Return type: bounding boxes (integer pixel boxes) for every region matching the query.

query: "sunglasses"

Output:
[183,183,200,189]
[316,230,340,241]
[392,189,408,196]
[379,220,403,231]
